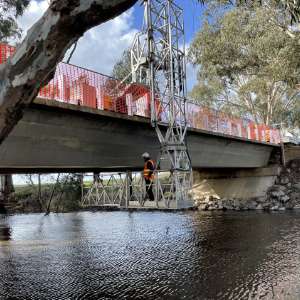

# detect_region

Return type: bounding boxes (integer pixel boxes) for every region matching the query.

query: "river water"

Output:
[0,211,300,299]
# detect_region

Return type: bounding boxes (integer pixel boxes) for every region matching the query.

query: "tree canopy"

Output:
[0,0,29,41]
[189,6,300,126]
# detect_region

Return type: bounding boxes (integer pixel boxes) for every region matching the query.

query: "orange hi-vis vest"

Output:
[143,159,155,181]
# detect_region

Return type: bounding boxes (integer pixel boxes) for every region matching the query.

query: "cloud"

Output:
[65,8,138,76]
[17,0,49,35]
[16,0,137,77]
[16,1,194,87]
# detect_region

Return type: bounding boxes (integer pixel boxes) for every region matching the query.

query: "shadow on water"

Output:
[0,216,11,241]
[0,204,7,214]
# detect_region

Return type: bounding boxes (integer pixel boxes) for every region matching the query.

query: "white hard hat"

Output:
[142,152,150,158]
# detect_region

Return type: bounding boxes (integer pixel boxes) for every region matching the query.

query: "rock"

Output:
[294,204,300,209]
[293,183,300,190]
[271,185,286,191]
[255,196,267,203]
[280,176,290,185]
[262,202,270,209]
[217,200,223,207]
[290,192,300,202]
[279,207,286,211]
[233,199,240,208]
[256,204,263,210]
[281,195,290,203]
[246,200,257,210]
[270,206,279,211]
[278,185,287,191]
[285,202,294,209]
[271,190,285,198]
[198,204,208,211]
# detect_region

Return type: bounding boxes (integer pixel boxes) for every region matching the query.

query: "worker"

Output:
[142,152,155,201]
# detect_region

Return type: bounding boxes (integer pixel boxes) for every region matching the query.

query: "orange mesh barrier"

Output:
[0,42,281,144]
[0,43,15,64]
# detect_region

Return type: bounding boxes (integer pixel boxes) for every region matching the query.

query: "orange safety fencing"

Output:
[0,42,281,144]
[0,43,15,64]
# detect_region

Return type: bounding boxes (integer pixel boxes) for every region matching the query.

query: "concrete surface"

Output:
[192,166,280,200]
[284,145,300,163]
[0,99,278,173]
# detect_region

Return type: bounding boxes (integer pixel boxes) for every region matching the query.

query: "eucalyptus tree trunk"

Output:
[0,0,137,144]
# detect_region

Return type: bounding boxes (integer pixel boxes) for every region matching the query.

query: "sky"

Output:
[16,0,205,92]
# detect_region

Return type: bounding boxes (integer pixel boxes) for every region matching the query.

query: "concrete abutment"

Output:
[191,160,300,211]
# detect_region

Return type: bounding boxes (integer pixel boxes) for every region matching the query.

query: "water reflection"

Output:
[0,217,11,241]
[0,211,300,299]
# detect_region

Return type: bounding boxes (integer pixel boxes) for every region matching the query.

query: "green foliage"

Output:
[199,0,300,24]
[112,50,132,83]
[0,0,30,41]
[55,174,82,211]
[14,174,82,213]
[189,6,300,125]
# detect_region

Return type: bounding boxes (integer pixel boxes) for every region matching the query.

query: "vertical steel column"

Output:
[131,0,193,208]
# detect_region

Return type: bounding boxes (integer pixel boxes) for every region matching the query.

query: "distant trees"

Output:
[19,174,82,213]
[112,50,132,83]
[189,6,300,126]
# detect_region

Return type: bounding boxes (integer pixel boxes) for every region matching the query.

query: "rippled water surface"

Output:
[1,211,300,299]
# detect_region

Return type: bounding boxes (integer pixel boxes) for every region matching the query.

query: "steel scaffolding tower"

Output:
[131,0,193,208]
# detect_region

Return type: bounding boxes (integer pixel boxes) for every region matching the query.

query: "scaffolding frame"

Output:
[81,172,183,209]
[131,0,193,208]
[81,0,194,210]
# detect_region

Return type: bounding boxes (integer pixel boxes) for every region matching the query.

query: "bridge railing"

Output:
[0,43,281,144]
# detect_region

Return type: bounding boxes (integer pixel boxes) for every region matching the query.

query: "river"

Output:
[0,210,300,299]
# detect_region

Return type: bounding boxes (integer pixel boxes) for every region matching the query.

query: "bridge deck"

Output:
[0,99,278,173]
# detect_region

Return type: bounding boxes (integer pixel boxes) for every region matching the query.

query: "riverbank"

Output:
[3,175,82,214]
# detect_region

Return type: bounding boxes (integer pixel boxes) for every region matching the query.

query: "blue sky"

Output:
[132,0,205,44]
[129,0,205,90]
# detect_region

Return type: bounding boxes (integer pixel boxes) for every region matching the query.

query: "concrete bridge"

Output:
[0,46,280,175]
[0,98,279,174]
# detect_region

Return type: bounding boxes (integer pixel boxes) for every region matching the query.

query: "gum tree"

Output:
[189,6,300,125]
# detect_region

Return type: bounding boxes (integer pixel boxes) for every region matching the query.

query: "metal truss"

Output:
[131,0,193,208]
[81,173,127,207]
[81,1,194,210]
[80,172,192,209]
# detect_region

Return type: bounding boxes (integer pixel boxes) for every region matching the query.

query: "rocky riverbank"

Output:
[195,159,300,211]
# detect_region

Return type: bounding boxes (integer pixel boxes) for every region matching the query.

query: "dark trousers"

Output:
[145,179,154,201]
